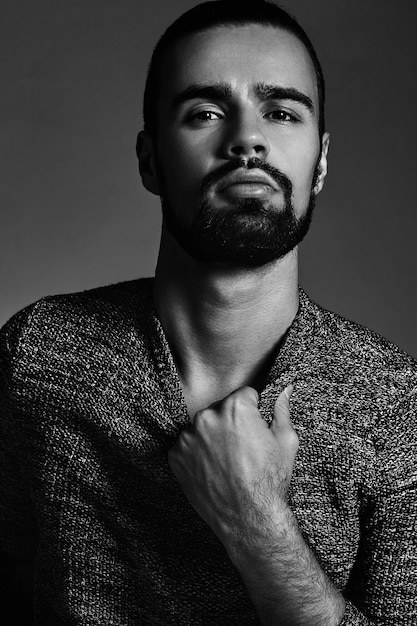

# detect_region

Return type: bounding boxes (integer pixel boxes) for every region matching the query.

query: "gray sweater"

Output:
[1,279,416,624]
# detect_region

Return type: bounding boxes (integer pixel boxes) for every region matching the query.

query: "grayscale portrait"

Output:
[1,1,416,624]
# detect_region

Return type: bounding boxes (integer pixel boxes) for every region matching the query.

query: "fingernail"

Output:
[284,384,294,400]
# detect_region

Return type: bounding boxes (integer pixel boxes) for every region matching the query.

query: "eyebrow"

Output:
[170,81,315,113]
[255,83,314,112]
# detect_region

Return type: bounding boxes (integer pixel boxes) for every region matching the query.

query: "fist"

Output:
[168,386,298,541]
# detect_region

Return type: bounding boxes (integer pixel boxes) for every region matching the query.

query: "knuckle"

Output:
[223,394,238,412]
[210,386,259,418]
[287,428,299,450]
[239,385,259,404]
[193,408,210,427]
[172,426,192,452]
[224,395,245,419]
[227,387,255,410]
[275,398,288,413]
[192,409,203,425]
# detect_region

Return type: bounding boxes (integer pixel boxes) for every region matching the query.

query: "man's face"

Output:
[142,24,329,267]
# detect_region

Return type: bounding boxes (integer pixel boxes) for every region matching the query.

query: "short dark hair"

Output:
[143,0,326,139]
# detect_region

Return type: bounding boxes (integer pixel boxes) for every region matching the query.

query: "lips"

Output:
[217,169,278,192]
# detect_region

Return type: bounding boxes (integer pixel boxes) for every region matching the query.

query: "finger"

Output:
[206,386,259,411]
[270,385,294,435]
[189,386,260,426]
[231,385,259,407]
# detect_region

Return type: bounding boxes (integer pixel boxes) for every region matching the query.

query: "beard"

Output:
[159,157,319,268]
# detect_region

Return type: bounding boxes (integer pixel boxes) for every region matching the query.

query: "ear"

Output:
[136,130,161,196]
[313,132,330,196]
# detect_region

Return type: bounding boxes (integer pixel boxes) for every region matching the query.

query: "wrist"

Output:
[220,505,346,626]
[218,498,296,567]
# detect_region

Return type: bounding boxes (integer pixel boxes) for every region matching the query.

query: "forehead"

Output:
[158,24,318,105]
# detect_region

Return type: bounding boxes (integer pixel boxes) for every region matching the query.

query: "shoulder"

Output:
[0,278,155,378]
[300,290,417,387]
[301,291,417,443]
[289,293,417,496]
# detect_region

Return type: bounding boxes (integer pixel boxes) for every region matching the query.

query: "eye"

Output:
[265,109,297,123]
[186,108,223,125]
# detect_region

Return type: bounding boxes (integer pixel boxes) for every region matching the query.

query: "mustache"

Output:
[200,157,293,198]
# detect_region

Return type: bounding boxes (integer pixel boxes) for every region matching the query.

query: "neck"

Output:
[153,228,299,411]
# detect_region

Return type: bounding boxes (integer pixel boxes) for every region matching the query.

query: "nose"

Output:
[222,110,270,160]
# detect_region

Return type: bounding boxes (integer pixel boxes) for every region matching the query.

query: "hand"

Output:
[168,385,298,545]
[169,387,346,625]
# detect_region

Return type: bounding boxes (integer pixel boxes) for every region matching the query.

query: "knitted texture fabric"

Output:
[0,278,416,625]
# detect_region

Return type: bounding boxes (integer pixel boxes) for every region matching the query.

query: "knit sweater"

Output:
[0,278,416,625]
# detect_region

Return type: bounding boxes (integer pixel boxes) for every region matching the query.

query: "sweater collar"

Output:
[142,278,323,421]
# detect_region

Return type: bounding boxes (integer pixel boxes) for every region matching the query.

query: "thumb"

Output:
[270,384,294,435]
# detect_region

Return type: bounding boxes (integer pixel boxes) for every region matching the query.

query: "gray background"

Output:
[1,0,416,357]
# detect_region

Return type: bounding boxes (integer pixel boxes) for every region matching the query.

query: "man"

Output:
[0,1,416,624]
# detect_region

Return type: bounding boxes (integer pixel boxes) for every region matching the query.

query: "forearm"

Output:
[169,387,345,623]
[221,502,346,625]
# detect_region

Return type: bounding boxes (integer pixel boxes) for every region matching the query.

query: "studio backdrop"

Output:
[1,0,416,357]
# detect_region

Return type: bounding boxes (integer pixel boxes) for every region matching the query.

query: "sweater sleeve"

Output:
[340,601,373,625]
[0,310,37,624]
[340,389,417,625]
